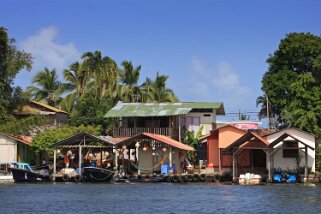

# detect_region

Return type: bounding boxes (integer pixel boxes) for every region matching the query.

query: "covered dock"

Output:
[50,132,115,181]
[224,132,315,183]
[115,132,194,175]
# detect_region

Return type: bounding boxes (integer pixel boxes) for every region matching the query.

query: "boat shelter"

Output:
[50,132,115,180]
[224,131,315,182]
[223,132,269,182]
[115,132,194,175]
[267,132,314,182]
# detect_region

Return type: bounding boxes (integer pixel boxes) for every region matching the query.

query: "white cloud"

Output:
[20,26,81,73]
[184,57,252,109]
[212,61,250,96]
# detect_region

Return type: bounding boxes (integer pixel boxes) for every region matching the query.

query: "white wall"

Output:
[0,135,17,162]
[137,147,185,174]
[185,109,216,135]
[266,128,315,172]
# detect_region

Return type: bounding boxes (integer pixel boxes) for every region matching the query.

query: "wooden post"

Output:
[178,116,182,142]
[304,146,308,183]
[114,147,118,171]
[79,146,82,175]
[218,148,221,172]
[232,151,236,182]
[100,149,103,167]
[268,149,272,183]
[169,147,173,174]
[136,147,140,175]
[53,149,57,174]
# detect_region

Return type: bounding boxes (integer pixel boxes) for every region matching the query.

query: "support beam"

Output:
[178,116,182,142]
[268,150,272,183]
[78,146,82,175]
[114,147,118,171]
[136,147,140,175]
[304,146,308,183]
[232,151,236,182]
[53,149,57,175]
[169,147,173,174]
[218,148,221,172]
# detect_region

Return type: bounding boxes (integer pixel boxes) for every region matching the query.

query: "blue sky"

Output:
[1,0,321,124]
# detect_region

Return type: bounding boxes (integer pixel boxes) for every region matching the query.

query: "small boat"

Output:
[9,163,50,182]
[82,167,114,182]
[239,173,262,185]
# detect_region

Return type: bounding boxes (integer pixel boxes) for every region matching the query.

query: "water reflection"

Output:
[0,183,321,213]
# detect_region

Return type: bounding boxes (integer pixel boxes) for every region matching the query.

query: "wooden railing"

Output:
[113,127,175,137]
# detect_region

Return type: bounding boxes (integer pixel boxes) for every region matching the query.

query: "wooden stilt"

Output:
[79,146,82,175]
[232,151,236,182]
[53,149,57,181]
[304,146,308,183]
[169,147,173,174]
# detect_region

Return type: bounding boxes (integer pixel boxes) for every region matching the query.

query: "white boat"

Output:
[239,173,262,185]
[0,162,15,182]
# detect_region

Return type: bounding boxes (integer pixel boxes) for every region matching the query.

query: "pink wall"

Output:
[206,125,246,168]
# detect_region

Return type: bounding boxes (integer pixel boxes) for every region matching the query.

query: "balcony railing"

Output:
[113,127,176,137]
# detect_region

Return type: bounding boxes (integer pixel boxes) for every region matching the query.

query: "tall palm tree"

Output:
[81,51,118,101]
[119,61,141,102]
[27,67,66,106]
[63,61,90,100]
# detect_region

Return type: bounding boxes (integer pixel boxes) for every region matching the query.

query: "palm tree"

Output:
[119,61,141,102]
[81,51,118,101]
[63,61,90,100]
[27,67,66,106]
[256,95,269,120]
[140,72,178,102]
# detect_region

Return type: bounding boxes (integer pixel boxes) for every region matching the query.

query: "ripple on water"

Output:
[0,183,321,214]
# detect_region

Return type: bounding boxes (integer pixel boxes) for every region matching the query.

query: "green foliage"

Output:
[260,32,321,134]
[31,125,102,156]
[27,67,68,107]
[0,27,32,124]
[0,115,45,135]
[70,93,114,128]
[140,72,179,102]
[184,126,204,163]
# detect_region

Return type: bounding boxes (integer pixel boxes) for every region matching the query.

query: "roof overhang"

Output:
[115,132,194,151]
[50,132,115,149]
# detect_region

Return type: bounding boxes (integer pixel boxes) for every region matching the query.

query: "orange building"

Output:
[199,125,251,172]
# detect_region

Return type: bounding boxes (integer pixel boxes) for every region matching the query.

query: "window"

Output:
[283,141,299,158]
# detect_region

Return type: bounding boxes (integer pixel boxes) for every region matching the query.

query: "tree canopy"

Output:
[0,27,32,124]
[260,32,321,135]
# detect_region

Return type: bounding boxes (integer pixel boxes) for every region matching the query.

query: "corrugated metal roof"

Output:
[105,101,224,118]
[115,132,195,151]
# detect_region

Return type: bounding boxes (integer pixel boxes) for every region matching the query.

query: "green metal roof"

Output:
[104,101,225,118]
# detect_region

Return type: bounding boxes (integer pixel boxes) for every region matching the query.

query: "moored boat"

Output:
[82,167,114,182]
[0,162,15,182]
[239,173,262,185]
[8,163,50,182]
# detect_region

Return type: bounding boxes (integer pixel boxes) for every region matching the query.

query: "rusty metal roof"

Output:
[115,132,195,151]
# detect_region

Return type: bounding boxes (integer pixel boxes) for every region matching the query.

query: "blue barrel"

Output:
[273,173,283,183]
[286,173,297,183]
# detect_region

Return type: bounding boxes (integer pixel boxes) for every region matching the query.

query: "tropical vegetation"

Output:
[258,32,321,136]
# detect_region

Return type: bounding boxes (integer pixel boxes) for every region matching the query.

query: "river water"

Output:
[0,183,320,213]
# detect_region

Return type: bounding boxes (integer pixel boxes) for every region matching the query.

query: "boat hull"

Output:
[82,167,114,182]
[9,168,50,182]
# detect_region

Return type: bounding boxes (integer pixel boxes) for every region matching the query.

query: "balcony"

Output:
[113,127,176,138]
